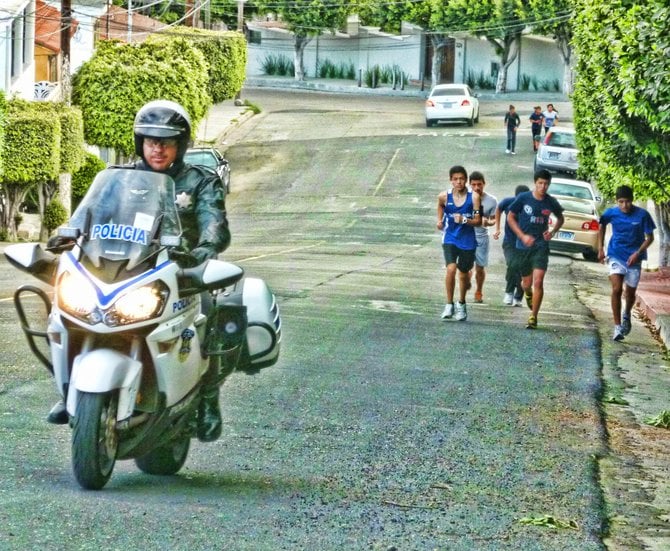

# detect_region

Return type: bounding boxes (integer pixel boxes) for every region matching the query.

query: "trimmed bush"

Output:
[43,196,68,233]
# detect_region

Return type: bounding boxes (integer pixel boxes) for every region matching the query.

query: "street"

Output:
[0,89,666,550]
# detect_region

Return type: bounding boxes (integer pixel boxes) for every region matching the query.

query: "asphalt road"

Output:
[0,89,622,550]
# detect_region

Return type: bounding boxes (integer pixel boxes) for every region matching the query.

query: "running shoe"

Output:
[455,302,467,321]
[441,303,454,320]
[613,325,625,341]
[526,315,537,330]
[622,315,632,336]
[503,292,513,305]
[525,290,533,310]
[474,291,483,303]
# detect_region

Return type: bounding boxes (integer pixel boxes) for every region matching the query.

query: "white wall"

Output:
[247,25,422,81]
[247,23,568,92]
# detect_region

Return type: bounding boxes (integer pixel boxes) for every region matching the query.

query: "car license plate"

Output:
[549,152,561,159]
[557,231,574,240]
[439,102,455,108]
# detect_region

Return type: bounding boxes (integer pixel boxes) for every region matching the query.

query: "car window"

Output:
[547,132,576,148]
[432,87,465,97]
[184,151,217,168]
[557,198,596,215]
[551,183,593,200]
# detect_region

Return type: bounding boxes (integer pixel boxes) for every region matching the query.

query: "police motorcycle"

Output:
[4,168,281,490]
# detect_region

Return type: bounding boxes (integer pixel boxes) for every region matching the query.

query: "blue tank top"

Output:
[443,191,476,250]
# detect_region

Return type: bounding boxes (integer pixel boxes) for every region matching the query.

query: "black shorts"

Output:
[514,246,550,276]
[442,244,476,273]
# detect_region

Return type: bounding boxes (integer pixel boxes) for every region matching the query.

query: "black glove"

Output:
[169,248,199,268]
[190,246,215,264]
[46,235,75,253]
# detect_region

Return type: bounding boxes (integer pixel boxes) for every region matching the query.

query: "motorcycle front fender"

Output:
[66,349,142,421]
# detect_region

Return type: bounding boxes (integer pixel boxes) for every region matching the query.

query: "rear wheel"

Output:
[426,118,434,127]
[135,436,190,475]
[467,115,474,127]
[72,392,118,490]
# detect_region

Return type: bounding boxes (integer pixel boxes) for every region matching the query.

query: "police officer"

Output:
[48,100,231,443]
[133,100,231,442]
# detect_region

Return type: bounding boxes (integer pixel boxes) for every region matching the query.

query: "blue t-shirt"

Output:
[509,191,564,250]
[529,112,543,132]
[497,195,516,247]
[600,205,656,264]
[443,191,477,250]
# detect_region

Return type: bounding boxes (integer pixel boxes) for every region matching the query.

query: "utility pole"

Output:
[60,0,73,217]
[127,0,133,43]
[234,0,245,106]
[60,0,71,104]
[237,0,244,33]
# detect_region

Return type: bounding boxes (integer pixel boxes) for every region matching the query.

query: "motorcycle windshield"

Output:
[70,168,182,272]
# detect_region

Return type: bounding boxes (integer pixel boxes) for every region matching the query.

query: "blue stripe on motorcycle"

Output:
[65,251,171,307]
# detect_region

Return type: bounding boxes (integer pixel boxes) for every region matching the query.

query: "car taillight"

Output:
[544,134,551,145]
[461,99,471,106]
[426,99,435,107]
[582,220,599,231]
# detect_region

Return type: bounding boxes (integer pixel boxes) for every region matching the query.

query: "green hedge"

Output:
[1,109,60,183]
[43,196,68,232]
[73,37,211,155]
[573,0,670,201]
[0,91,6,177]
[172,28,247,102]
[59,106,85,174]
[72,152,107,210]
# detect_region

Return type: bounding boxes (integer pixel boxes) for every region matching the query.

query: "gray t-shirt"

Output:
[475,193,498,238]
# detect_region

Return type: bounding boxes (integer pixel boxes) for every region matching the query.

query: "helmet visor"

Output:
[134,123,183,139]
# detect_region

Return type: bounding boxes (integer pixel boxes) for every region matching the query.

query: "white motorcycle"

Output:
[4,168,281,490]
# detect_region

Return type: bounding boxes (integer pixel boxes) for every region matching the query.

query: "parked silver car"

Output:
[534,127,578,175]
[425,84,480,127]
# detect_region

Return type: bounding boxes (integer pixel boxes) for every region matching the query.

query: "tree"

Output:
[432,0,529,93]
[358,0,452,86]
[527,0,575,93]
[253,0,350,81]
[572,0,670,264]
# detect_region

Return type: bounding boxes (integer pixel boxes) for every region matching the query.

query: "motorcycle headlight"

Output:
[105,281,169,326]
[58,271,101,324]
[57,271,169,326]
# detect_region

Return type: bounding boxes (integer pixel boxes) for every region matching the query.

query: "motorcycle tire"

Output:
[71,391,119,490]
[134,436,190,476]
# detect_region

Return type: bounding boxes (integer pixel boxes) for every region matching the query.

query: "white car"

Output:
[534,127,579,175]
[425,84,480,127]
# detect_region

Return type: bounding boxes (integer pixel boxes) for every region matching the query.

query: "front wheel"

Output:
[135,436,190,475]
[72,391,119,490]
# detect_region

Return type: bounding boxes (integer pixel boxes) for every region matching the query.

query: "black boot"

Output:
[47,400,69,425]
[197,359,223,442]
